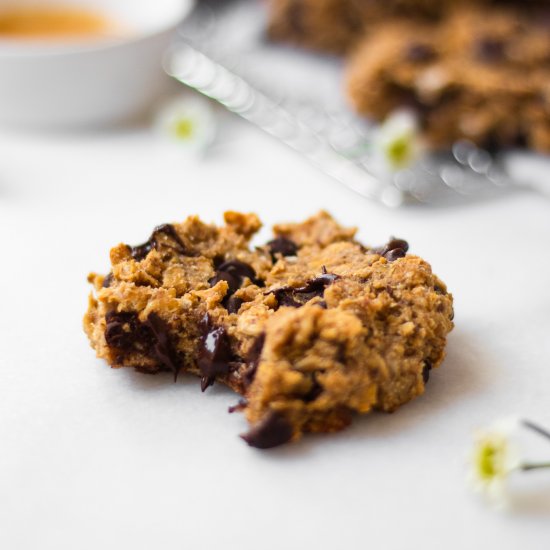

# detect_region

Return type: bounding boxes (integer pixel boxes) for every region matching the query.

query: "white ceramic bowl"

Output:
[0,0,194,128]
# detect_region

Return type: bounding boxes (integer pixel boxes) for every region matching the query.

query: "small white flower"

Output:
[468,417,521,509]
[154,95,217,153]
[371,109,422,172]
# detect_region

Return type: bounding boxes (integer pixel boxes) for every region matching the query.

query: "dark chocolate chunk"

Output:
[267,236,298,260]
[210,260,264,311]
[384,248,406,262]
[130,224,188,261]
[406,43,436,63]
[209,270,241,295]
[228,399,248,414]
[240,411,294,449]
[294,273,338,294]
[302,374,323,403]
[102,272,114,288]
[243,333,266,388]
[270,287,302,308]
[104,311,182,379]
[210,259,262,290]
[371,238,409,262]
[225,296,244,314]
[197,314,233,391]
[105,311,144,350]
[475,38,505,63]
[134,365,171,375]
[144,313,183,381]
[422,360,433,384]
[270,272,339,310]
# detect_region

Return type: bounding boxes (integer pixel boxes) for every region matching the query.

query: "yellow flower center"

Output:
[386,135,411,168]
[172,118,194,140]
[475,437,507,481]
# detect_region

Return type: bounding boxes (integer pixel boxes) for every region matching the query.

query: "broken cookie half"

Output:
[84,211,454,448]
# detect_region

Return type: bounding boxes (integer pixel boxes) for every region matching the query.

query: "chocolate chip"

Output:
[209,270,241,295]
[197,314,233,391]
[384,248,406,262]
[240,411,294,449]
[102,272,114,288]
[130,224,188,261]
[422,360,432,384]
[371,238,409,262]
[270,288,302,308]
[104,311,182,379]
[225,296,244,314]
[228,399,247,414]
[243,333,266,388]
[302,374,323,403]
[104,311,148,350]
[270,272,339,310]
[475,38,505,63]
[295,273,339,294]
[143,313,183,381]
[209,260,264,310]
[406,43,436,63]
[134,365,171,375]
[267,237,298,260]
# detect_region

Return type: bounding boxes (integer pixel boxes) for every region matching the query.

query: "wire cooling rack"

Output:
[166,0,550,207]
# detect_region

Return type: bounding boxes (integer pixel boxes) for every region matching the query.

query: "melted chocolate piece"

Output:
[130,224,188,261]
[225,296,244,314]
[228,399,248,414]
[422,360,433,384]
[385,248,406,262]
[240,411,294,449]
[371,238,409,262]
[102,272,114,288]
[475,38,505,63]
[270,272,339,310]
[143,313,183,381]
[105,311,152,351]
[302,374,323,403]
[267,236,298,260]
[104,311,181,379]
[433,284,446,295]
[209,260,264,311]
[270,288,302,308]
[197,314,233,391]
[406,43,436,63]
[294,273,338,294]
[243,333,266,388]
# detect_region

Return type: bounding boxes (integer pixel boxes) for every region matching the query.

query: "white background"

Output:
[1,112,550,549]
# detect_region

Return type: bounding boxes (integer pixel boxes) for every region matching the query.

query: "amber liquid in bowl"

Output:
[0,5,121,40]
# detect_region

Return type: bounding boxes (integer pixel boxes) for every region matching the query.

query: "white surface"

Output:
[1,115,549,550]
[0,0,194,128]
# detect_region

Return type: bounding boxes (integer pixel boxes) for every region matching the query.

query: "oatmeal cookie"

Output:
[84,211,454,447]
[346,4,550,151]
[267,0,482,54]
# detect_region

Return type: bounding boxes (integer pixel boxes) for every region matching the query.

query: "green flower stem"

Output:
[522,420,550,442]
[520,462,550,472]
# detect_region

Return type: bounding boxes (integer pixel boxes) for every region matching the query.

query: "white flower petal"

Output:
[154,95,217,153]
[370,109,422,173]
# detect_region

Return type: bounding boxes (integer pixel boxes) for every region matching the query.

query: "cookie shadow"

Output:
[261,324,492,458]
[118,367,202,392]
